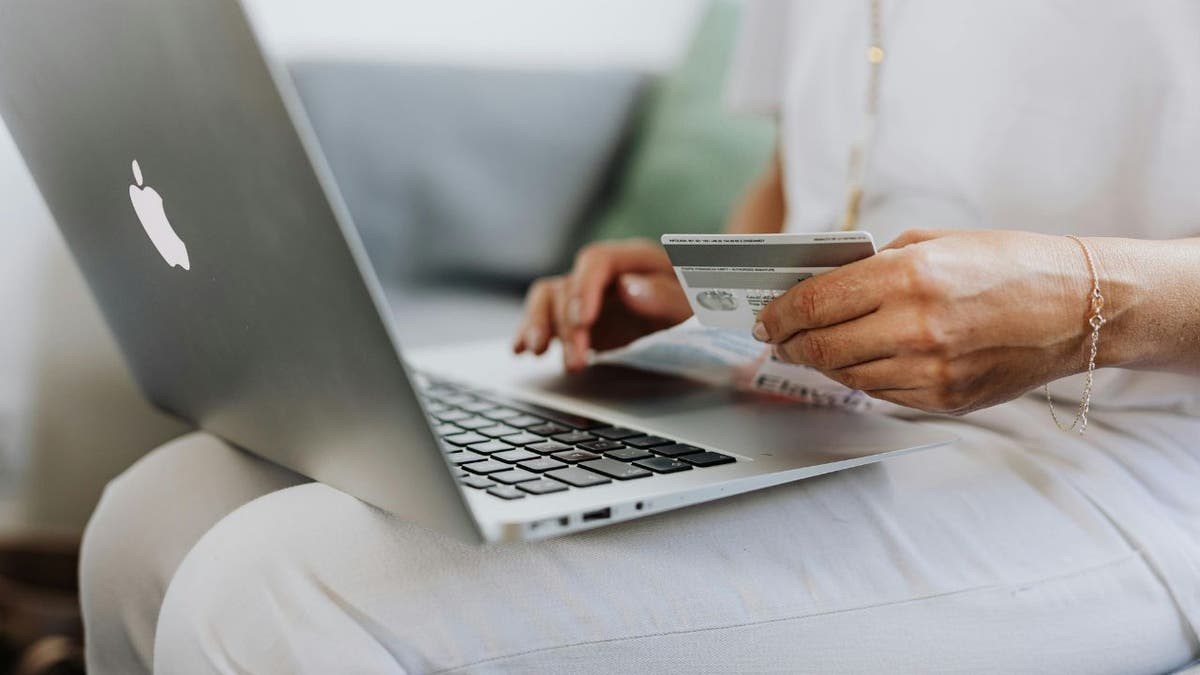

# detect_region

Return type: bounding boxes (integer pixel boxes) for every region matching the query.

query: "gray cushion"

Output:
[289,63,645,285]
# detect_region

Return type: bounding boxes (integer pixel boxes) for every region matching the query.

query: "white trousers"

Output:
[80,396,1200,674]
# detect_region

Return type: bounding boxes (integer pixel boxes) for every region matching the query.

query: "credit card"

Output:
[662,232,876,330]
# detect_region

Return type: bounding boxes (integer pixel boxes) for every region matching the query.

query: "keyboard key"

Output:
[547,467,612,487]
[624,435,673,449]
[634,456,693,474]
[591,427,641,440]
[527,440,571,455]
[605,447,652,462]
[552,431,596,445]
[680,452,736,467]
[460,475,495,489]
[577,439,625,453]
[455,416,494,430]
[491,469,540,485]
[552,449,601,463]
[478,424,520,438]
[500,432,546,446]
[444,432,489,446]
[433,424,464,436]
[493,448,539,463]
[447,450,487,465]
[580,458,651,480]
[482,407,522,421]
[438,393,475,406]
[467,440,515,455]
[528,422,570,436]
[487,485,526,500]
[423,401,449,414]
[519,457,567,473]
[653,443,704,458]
[433,409,470,422]
[464,460,510,475]
[518,479,569,495]
[507,415,547,429]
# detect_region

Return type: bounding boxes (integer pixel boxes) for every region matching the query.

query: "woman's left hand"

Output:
[753,229,1097,415]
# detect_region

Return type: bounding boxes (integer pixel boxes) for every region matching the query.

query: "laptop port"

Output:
[582,508,612,522]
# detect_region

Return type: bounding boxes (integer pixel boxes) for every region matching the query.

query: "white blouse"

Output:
[727,0,1200,414]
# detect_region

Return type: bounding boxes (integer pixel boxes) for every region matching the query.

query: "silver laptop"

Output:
[0,0,953,543]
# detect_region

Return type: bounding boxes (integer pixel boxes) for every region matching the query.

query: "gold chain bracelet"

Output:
[1046,235,1106,434]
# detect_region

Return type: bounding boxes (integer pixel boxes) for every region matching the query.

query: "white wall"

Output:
[0,119,53,474]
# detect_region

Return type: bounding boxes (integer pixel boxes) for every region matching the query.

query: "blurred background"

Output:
[0,1,771,670]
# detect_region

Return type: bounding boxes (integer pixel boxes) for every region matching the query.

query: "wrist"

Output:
[1079,236,1151,369]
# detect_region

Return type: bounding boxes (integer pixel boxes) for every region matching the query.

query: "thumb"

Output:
[617,273,691,323]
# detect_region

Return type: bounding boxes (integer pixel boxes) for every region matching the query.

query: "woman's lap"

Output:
[84,400,1200,673]
[79,432,308,674]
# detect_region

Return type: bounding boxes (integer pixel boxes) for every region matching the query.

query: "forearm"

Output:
[1089,236,1200,375]
[726,149,786,235]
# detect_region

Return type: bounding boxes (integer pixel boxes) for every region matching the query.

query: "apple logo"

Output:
[129,159,190,270]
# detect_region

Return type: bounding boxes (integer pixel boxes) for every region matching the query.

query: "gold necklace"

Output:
[839,0,886,231]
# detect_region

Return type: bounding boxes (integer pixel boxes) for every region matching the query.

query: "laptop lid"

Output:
[0,0,482,542]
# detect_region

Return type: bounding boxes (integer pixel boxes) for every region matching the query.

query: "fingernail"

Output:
[566,297,583,326]
[752,321,769,342]
[623,277,647,298]
[525,327,542,349]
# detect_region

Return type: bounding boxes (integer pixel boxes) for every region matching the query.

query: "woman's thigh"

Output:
[153,419,1199,674]
[80,432,308,674]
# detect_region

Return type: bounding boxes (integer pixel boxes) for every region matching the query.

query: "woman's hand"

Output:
[754,229,1099,414]
[513,239,692,372]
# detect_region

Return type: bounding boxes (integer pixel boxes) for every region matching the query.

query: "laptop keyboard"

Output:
[416,376,736,501]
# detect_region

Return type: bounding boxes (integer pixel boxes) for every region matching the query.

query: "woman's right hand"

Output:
[512,239,692,372]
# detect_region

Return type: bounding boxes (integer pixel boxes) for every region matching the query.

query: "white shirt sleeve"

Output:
[724,0,792,115]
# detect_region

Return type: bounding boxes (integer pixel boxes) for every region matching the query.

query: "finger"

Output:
[771,309,906,369]
[754,258,888,343]
[513,308,532,354]
[866,388,963,415]
[515,279,557,355]
[879,228,952,251]
[570,329,590,371]
[550,279,581,370]
[860,388,918,408]
[566,241,672,330]
[512,281,542,353]
[820,357,927,392]
[617,273,692,323]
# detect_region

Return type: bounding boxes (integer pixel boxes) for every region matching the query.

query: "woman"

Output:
[83,2,1200,672]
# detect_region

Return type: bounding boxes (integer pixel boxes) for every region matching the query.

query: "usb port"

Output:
[582,508,611,522]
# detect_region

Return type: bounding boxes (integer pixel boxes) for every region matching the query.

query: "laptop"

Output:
[0,0,954,543]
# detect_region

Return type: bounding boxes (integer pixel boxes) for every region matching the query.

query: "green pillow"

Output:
[589,0,776,242]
